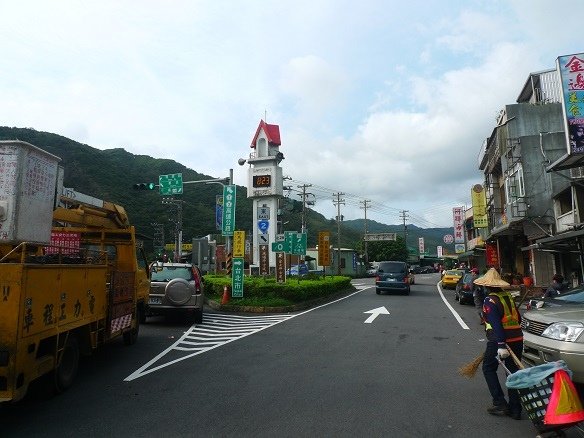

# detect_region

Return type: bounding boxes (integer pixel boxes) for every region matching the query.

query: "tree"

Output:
[367,236,408,262]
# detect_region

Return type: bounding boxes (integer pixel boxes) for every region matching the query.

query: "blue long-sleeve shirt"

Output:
[483,291,523,346]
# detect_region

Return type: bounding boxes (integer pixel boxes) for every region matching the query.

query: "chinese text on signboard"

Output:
[453,207,464,244]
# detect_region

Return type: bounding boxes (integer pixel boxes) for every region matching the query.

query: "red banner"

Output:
[485,243,499,268]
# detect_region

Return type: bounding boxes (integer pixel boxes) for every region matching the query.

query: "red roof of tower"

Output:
[250,120,281,148]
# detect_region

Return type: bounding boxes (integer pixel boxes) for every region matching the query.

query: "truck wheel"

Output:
[123,316,140,346]
[54,336,80,393]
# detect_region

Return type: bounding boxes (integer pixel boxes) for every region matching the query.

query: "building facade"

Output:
[478,68,577,286]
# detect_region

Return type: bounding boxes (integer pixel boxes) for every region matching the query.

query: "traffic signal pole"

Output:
[133,173,231,263]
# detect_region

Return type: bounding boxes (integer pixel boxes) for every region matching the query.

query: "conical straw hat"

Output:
[473,268,510,287]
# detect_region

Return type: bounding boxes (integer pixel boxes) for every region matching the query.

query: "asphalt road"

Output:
[2,273,583,437]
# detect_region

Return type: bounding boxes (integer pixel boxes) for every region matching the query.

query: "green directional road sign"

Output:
[271,240,290,252]
[221,185,236,236]
[284,231,307,255]
[159,173,183,195]
[232,257,244,297]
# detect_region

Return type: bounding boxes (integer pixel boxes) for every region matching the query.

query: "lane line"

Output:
[436,282,470,330]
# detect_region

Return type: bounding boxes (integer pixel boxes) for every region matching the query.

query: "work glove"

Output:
[497,348,510,359]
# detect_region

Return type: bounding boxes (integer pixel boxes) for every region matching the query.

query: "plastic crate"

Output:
[517,374,554,426]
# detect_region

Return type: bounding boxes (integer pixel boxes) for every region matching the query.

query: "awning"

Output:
[530,229,584,252]
[457,248,486,258]
[488,218,525,238]
[546,152,584,172]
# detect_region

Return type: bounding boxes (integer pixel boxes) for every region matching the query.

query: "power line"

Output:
[288,177,451,228]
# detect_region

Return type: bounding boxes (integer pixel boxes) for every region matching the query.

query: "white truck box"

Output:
[0,140,61,244]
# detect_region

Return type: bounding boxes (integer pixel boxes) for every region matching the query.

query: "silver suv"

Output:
[522,287,584,383]
[148,262,204,323]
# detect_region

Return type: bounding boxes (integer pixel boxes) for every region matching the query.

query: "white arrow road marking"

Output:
[363,306,390,324]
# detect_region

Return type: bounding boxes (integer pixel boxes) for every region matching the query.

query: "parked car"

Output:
[287,263,309,276]
[366,268,378,277]
[441,269,465,289]
[148,262,205,323]
[454,273,476,304]
[375,261,411,295]
[522,287,584,383]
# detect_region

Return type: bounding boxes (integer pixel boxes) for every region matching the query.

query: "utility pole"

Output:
[400,210,409,258]
[162,197,184,261]
[333,192,345,275]
[360,199,371,266]
[151,222,165,257]
[297,183,313,235]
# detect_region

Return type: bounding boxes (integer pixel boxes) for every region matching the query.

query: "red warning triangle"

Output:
[544,369,584,425]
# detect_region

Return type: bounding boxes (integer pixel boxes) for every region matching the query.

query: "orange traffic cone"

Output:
[544,369,584,425]
[221,285,230,305]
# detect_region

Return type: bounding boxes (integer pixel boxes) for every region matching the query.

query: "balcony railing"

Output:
[557,210,576,233]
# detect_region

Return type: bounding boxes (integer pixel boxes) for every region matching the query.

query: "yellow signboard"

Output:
[471,184,488,228]
[233,230,246,258]
[318,231,331,266]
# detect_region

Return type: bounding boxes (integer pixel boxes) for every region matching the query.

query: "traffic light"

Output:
[133,182,156,190]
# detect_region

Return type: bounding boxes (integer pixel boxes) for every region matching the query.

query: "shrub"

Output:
[203,274,352,306]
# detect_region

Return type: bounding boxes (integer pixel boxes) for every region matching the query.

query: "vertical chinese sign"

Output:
[453,207,464,244]
[221,185,236,236]
[259,244,269,275]
[557,53,584,155]
[318,231,331,267]
[233,231,245,258]
[418,237,424,255]
[485,243,499,269]
[275,252,286,283]
[232,258,244,297]
[471,184,488,228]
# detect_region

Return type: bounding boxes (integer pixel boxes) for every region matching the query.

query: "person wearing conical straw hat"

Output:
[474,267,524,420]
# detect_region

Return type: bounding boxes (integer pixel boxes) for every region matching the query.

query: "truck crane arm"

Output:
[52,194,130,229]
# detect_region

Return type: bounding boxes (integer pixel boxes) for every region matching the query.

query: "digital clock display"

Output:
[253,175,272,188]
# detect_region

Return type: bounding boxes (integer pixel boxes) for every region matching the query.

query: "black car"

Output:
[454,273,476,305]
[375,261,411,295]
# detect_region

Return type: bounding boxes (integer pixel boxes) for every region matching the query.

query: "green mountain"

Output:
[0,127,455,257]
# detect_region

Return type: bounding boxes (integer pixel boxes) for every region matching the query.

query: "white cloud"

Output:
[279,55,348,119]
[1,0,582,228]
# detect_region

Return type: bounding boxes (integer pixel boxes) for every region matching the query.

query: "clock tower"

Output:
[246,120,284,269]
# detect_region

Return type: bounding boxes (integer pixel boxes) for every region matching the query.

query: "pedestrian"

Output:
[470,268,485,324]
[473,268,523,420]
[544,274,567,298]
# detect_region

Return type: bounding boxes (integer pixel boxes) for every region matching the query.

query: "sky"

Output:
[1,0,581,228]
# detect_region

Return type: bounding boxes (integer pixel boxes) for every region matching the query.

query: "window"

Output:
[556,189,572,215]
[505,164,524,202]
[378,262,406,273]
[151,266,194,281]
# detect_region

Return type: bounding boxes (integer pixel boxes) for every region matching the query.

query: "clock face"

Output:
[253,174,271,188]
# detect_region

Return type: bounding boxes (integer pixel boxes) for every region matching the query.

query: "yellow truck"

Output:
[0,140,150,402]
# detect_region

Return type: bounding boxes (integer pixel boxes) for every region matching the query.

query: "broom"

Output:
[459,344,523,378]
[459,352,484,378]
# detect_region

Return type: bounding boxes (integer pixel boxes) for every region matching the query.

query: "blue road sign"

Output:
[258,220,269,234]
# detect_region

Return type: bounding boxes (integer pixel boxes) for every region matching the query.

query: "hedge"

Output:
[203,274,352,304]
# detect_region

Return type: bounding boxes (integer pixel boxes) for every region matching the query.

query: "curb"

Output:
[205,286,358,314]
